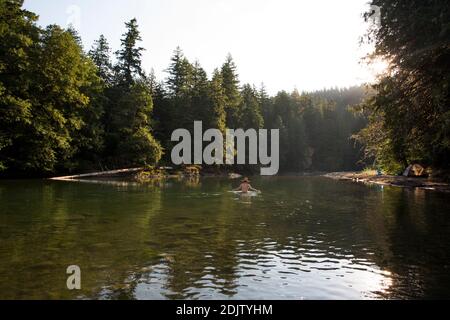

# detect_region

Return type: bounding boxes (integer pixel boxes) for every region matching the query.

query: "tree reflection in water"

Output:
[0,177,449,299]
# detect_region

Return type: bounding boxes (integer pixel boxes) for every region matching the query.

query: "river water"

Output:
[0,177,449,299]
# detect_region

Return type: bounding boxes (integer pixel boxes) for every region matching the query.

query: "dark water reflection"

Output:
[0,177,449,299]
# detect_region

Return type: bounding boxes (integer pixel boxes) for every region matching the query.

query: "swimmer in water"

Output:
[233,177,260,194]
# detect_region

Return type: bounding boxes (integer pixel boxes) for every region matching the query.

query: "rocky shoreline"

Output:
[323,172,450,193]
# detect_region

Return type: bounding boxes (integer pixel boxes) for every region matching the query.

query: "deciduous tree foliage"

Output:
[0,0,102,174]
[0,0,39,172]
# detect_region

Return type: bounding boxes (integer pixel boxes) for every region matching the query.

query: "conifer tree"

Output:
[208,70,227,133]
[240,84,264,129]
[107,19,162,167]
[115,18,145,86]
[221,54,242,128]
[166,47,193,97]
[258,83,273,128]
[89,35,114,85]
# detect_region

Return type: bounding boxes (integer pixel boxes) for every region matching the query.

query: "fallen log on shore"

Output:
[49,167,144,181]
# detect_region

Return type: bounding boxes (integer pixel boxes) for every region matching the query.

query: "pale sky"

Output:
[24,0,383,94]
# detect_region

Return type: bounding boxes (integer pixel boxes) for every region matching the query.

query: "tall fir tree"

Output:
[165,47,193,97]
[163,47,194,134]
[221,54,242,128]
[89,35,114,85]
[208,69,227,133]
[106,18,162,167]
[115,18,145,86]
[239,84,264,129]
[258,83,273,128]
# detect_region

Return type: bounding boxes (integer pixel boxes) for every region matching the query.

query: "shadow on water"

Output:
[0,177,449,299]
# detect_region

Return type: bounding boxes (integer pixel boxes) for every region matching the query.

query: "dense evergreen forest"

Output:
[1,0,448,177]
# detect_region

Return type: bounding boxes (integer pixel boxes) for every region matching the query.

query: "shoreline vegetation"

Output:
[48,165,450,193]
[323,172,450,193]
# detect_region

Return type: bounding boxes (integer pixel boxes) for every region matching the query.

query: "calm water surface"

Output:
[0,177,449,300]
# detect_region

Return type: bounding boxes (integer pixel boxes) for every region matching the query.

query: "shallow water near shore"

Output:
[1,176,450,300]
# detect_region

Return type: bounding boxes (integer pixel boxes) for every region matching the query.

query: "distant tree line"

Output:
[0,0,368,177]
